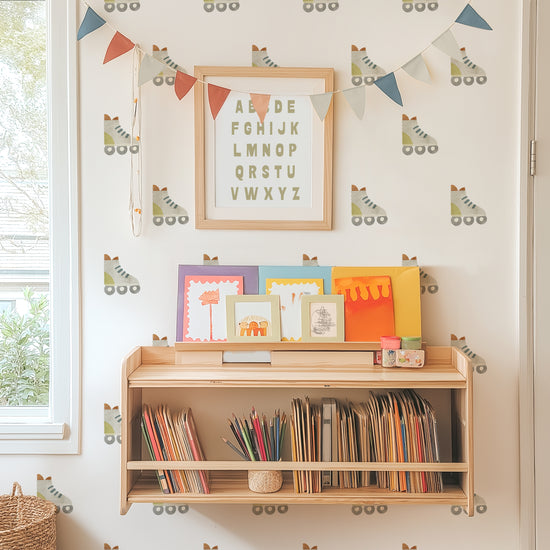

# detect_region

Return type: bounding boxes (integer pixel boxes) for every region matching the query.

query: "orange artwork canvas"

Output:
[333,276,395,341]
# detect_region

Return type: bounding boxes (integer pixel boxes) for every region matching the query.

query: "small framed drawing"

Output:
[226,295,281,342]
[301,295,344,343]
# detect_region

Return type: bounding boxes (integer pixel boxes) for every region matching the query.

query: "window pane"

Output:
[0,1,50,408]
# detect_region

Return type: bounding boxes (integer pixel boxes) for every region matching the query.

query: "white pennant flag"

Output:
[342,86,366,119]
[309,92,334,122]
[138,54,167,86]
[402,54,432,84]
[432,29,462,60]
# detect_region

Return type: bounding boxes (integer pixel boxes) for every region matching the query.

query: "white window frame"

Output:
[0,0,80,454]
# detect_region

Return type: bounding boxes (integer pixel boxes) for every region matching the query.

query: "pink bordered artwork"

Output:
[182,275,243,342]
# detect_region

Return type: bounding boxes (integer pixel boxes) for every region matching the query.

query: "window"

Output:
[0,0,80,453]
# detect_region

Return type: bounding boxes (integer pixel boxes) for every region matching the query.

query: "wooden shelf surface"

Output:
[128,362,466,388]
[128,471,467,506]
[175,342,382,351]
[127,460,468,473]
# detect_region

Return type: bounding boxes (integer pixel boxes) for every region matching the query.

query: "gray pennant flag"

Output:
[342,86,366,119]
[138,54,167,86]
[309,92,334,122]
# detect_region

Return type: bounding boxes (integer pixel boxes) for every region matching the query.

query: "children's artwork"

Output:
[259,266,332,294]
[183,276,243,341]
[301,295,344,343]
[333,276,395,341]
[176,265,258,341]
[332,266,421,338]
[266,278,323,341]
[226,295,281,342]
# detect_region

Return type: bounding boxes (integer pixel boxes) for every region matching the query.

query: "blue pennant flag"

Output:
[77,7,106,40]
[455,5,492,31]
[374,73,403,107]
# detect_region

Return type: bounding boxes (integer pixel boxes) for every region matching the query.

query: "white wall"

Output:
[0,0,523,548]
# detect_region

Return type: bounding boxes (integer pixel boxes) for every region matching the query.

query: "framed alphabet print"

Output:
[194,66,334,230]
[301,294,344,343]
[226,295,281,342]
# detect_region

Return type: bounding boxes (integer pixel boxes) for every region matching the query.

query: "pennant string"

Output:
[82,0,488,97]
[129,46,143,237]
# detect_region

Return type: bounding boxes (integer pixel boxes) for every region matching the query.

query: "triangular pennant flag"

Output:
[342,87,365,119]
[456,5,492,30]
[208,84,231,120]
[138,54,167,86]
[373,73,403,106]
[432,29,462,59]
[250,93,271,123]
[402,54,432,84]
[175,71,197,100]
[103,32,135,64]
[309,92,333,121]
[77,7,106,40]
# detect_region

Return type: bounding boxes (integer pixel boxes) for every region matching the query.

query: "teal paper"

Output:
[77,7,106,40]
[456,5,492,31]
[374,73,403,107]
[258,266,333,294]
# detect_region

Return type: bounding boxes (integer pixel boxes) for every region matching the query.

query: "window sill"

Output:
[0,422,66,440]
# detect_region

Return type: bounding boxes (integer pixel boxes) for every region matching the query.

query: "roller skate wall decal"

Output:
[303,545,318,550]
[303,0,339,12]
[152,334,169,346]
[350,504,388,515]
[402,545,417,550]
[450,185,487,226]
[402,115,438,155]
[251,504,288,515]
[451,334,487,374]
[104,115,139,156]
[252,45,278,68]
[204,545,218,550]
[351,45,386,86]
[451,47,487,86]
[203,0,240,12]
[303,254,319,266]
[104,0,140,12]
[152,503,189,515]
[351,185,388,226]
[151,45,187,86]
[104,544,119,550]
[153,185,189,226]
[402,0,438,12]
[37,475,73,514]
[402,254,439,294]
[451,493,487,515]
[104,255,141,295]
[104,403,122,444]
[203,254,219,265]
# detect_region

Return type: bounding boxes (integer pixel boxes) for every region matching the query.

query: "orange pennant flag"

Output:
[103,31,135,64]
[250,93,271,123]
[175,71,197,100]
[208,84,231,120]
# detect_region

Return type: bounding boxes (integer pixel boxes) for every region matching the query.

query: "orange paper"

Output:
[333,276,395,341]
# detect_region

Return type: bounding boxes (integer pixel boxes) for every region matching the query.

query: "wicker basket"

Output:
[0,482,56,550]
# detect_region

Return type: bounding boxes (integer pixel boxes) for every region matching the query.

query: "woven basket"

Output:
[0,482,56,550]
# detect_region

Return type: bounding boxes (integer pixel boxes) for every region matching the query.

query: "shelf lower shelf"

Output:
[128,471,467,506]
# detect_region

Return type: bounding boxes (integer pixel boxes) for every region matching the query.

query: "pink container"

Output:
[380,336,401,350]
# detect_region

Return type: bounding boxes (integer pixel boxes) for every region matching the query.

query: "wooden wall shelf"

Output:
[120,343,473,515]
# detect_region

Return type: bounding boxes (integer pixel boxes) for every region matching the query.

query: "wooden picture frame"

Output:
[226,295,281,342]
[301,294,344,343]
[194,66,334,230]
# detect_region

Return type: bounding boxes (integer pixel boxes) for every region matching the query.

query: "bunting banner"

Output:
[138,54,167,86]
[432,29,462,60]
[77,7,106,41]
[374,73,403,107]
[342,87,365,120]
[402,54,432,84]
[103,32,135,64]
[455,5,493,30]
[249,93,271,123]
[208,84,231,120]
[309,92,334,122]
[175,71,197,100]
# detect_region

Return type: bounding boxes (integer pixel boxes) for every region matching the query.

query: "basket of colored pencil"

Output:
[222,408,287,493]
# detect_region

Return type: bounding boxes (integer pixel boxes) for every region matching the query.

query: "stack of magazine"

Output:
[141,404,209,494]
